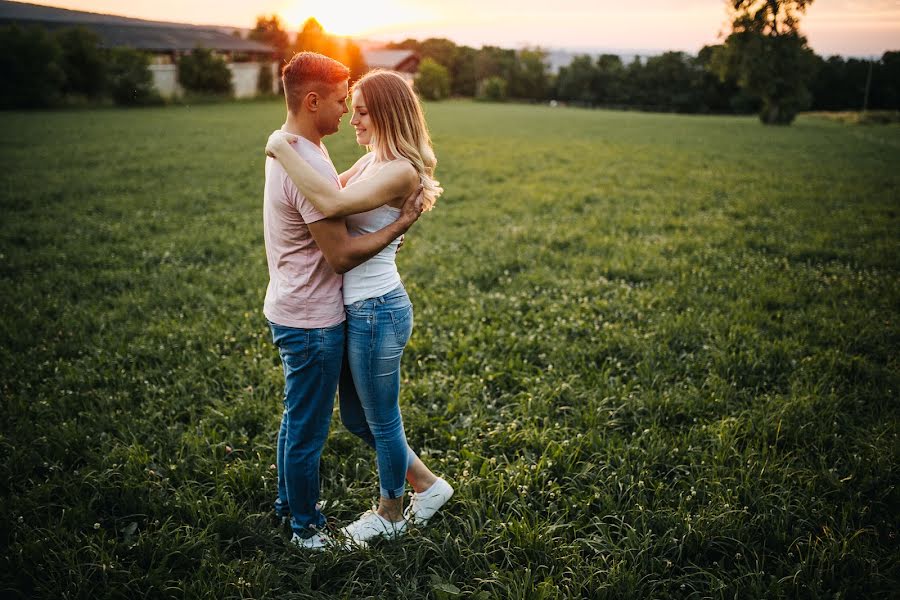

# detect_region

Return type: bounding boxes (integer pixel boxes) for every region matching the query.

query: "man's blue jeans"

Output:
[269,319,344,537]
[338,285,419,500]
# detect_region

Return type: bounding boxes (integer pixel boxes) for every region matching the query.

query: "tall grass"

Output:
[1,100,898,599]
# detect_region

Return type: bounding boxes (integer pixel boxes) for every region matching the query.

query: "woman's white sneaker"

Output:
[405,478,454,525]
[341,509,407,543]
[290,530,334,551]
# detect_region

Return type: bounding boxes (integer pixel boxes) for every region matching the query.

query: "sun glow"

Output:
[279,0,437,37]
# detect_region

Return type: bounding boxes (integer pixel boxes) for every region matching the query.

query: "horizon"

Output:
[7,0,900,58]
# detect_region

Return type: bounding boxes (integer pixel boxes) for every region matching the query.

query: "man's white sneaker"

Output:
[290,529,351,551]
[341,509,407,543]
[405,477,454,525]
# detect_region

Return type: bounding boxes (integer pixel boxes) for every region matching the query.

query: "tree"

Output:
[0,24,65,108]
[294,18,336,57]
[556,55,598,105]
[873,51,900,110]
[419,38,458,70]
[478,76,507,102]
[714,0,817,124]
[257,62,274,95]
[640,51,705,112]
[341,40,367,83]
[451,45,477,97]
[56,27,107,98]
[177,47,233,95]
[416,58,450,101]
[594,54,627,105]
[697,45,746,113]
[510,48,549,100]
[475,46,516,83]
[248,15,290,64]
[106,47,160,105]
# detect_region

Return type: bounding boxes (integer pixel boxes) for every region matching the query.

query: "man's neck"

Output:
[283,113,322,146]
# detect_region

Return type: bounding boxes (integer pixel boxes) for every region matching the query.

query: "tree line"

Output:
[387,37,898,117]
[2,2,897,125]
[258,6,897,126]
[0,23,277,108]
[0,25,162,108]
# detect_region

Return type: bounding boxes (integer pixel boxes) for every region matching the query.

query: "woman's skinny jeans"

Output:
[339,285,419,499]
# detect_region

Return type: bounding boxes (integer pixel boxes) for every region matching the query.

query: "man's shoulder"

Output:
[294,140,338,174]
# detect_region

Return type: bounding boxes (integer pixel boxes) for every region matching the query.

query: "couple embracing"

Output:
[262,52,452,549]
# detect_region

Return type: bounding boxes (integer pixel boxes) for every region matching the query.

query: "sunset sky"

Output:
[16,0,900,56]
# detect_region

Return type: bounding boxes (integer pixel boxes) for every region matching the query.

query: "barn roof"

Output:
[0,0,273,53]
[363,49,420,72]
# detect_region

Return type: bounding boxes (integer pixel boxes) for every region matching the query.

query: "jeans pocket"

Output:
[390,303,414,341]
[274,327,310,368]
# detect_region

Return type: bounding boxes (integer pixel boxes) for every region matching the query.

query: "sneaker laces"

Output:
[406,491,420,514]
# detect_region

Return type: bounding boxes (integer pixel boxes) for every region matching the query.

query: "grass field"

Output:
[1,99,898,599]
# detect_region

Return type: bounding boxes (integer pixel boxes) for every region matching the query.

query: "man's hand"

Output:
[265,130,299,158]
[397,185,425,230]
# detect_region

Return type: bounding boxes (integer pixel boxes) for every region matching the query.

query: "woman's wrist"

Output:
[274,137,291,157]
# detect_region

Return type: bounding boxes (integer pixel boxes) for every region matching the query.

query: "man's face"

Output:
[316,80,349,137]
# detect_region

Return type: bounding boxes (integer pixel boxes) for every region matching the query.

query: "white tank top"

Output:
[342,154,403,304]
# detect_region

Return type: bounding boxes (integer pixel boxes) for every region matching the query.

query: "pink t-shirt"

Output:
[263,137,344,329]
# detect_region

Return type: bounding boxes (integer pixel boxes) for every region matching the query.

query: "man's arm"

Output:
[308,186,423,274]
[267,131,418,218]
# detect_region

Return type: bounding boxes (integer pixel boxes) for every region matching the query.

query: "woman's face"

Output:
[350,88,374,146]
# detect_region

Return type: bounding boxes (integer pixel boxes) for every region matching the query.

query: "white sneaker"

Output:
[405,478,454,525]
[341,509,407,543]
[290,529,350,551]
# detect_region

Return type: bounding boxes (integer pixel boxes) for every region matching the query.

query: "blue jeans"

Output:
[269,319,344,537]
[339,285,418,499]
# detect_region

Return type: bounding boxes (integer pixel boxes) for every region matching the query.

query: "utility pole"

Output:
[862,58,873,115]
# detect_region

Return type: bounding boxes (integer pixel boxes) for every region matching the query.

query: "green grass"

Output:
[1,99,898,599]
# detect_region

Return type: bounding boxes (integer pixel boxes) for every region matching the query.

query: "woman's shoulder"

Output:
[380,157,418,186]
[348,152,376,172]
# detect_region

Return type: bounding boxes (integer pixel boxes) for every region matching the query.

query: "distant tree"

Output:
[475,46,516,83]
[248,14,290,64]
[293,18,364,80]
[478,75,507,102]
[872,51,900,110]
[56,27,107,98]
[696,45,747,113]
[294,18,336,57]
[714,0,818,124]
[339,39,367,83]
[386,38,420,52]
[177,47,233,95]
[416,58,450,100]
[451,45,478,96]
[418,38,458,70]
[556,55,598,105]
[106,47,160,105]
[257,62,274,95]
[640,51,705,112]
[0,24,65,108]
[594,54,627,105]
[510,48,549,100]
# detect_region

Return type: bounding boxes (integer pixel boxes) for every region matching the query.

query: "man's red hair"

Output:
[281,52,350,114]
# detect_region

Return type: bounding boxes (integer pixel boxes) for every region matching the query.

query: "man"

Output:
[263,52,422,550]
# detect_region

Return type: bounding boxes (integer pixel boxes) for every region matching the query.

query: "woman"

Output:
[265,70,452,544]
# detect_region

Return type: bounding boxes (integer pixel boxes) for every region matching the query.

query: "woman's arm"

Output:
[266,131,418,218]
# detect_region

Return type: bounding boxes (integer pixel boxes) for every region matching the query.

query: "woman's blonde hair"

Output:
[352,70,442,211]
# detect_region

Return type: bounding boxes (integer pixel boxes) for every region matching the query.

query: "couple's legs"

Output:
[271,321,344,538]
[339,287,437,521]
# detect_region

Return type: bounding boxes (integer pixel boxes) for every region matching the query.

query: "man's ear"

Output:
[303,91,319,112]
